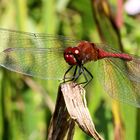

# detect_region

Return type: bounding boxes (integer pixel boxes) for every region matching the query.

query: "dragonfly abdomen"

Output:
[97,48,132,61]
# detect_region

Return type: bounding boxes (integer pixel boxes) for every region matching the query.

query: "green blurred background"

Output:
[0,0,140,140]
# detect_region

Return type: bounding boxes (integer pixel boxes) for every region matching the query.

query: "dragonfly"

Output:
[0,28,140,107]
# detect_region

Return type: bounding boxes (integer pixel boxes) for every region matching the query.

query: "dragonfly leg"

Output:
[63,65,73,82]
[73,66,82,81]
[74,65,93,87]
[63,65,82,82]
[71,65,78,80]
[63,65,83,83]
[83,66,93,87]
[63,65,93,87]
[77,66,89,85]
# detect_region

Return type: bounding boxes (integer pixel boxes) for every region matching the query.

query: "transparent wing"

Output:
[97,56,140,107]
[0,28,79,50]
[0,47,72,80]
[126,57,140,82]
[0,28,79,80]
[95,43,140,82]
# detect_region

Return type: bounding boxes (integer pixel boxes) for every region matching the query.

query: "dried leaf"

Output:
[61,82,104,140]
[48,85,75,140]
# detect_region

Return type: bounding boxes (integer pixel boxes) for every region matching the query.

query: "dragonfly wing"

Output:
[95,43,140,81]
[95,43,124,53]
[0,28,79,80]
[97,57,140,107]
[126,56,140,82]
[0,47,72,80]
[0,28,79,50]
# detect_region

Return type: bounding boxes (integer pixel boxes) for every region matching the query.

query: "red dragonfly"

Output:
[0,28,140,107]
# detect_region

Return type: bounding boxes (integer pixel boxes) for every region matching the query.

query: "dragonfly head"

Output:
[64,47,80,65]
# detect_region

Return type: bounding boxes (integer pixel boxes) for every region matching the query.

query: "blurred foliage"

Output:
[0,0,140,140]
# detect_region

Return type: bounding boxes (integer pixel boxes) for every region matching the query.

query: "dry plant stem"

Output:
[61,82,104,140]
[48,85,75,140]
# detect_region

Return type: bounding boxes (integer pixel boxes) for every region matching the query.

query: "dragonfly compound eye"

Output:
[72,47,80,55]
[64,47,78,65]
